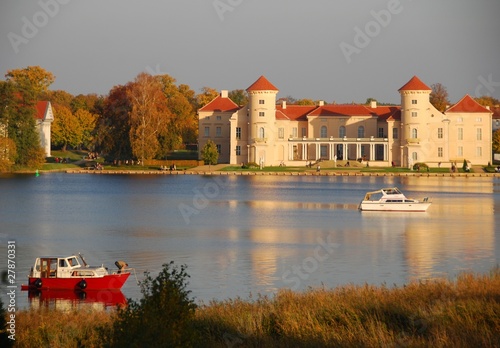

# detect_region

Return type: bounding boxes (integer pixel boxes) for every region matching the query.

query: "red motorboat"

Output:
[21,253,131,291]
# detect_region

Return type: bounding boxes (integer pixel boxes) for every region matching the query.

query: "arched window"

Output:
[320,126,327,138]
[412,152,418,161]
[339,126,346,138]
[411,128,418,138]
[357,126,364,138]
[259,127,265,138]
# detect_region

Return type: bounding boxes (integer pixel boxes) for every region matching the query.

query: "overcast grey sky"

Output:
[1,0,499,104]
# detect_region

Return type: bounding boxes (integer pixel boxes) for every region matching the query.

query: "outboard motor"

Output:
[115,260,128,274]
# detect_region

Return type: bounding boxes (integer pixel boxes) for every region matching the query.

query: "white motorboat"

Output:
[358,187,431,212]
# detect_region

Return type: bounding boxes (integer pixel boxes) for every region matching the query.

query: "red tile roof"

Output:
[276,105,318,121]
[368,106,401,121]
[199,95,240,112]
[398,75,432,91]
[35,101,49,120]
[308,104,374,117]
[246,76,279,92]
[446,94,492,113]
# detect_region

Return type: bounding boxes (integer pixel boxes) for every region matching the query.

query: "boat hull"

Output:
[359,201,431,212]
[21,273,130,291]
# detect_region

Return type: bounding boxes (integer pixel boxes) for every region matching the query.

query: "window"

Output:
[259,99,265,104]
[477,128,482,140]
[378,128,384,138]
[216,144,221,154]
[458,146,463,157]
[476,147,482,157]
[292,127,298,138]
[320,145,327,158]
[320,126,327,138]
[204,127,210,137]
[357,126,364,138]
[216,126,221,137]
[236,145,241,156]
[216,115,221,120]
[438,128,443,139]
[457,117,463,123]
[259,112,265,117]
[392,128,398,139]
[412,152,418,161]
[339,126,346,138]
[301,128,307,137]
[438,147,443,157]
[458,128,463,140]
[412,99,417,104]
[278,127,284,139]
[411,128,418,138]
[236,127,241,139]
[259,127,265,138]
[411,111,418,117]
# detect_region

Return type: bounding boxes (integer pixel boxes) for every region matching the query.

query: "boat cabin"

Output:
[32,256,82,278]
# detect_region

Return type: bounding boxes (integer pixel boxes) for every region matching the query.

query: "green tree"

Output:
[103,262,198,348]
[430,83,450,112]
[201,139,219,168]
[492,129,500,154]
[229,89,248,106]
[296,98,316,105]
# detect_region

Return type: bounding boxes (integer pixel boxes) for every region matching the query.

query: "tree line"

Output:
[1,66,499,170]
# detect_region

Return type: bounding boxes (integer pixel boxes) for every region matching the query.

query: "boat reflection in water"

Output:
[27,289,127,311]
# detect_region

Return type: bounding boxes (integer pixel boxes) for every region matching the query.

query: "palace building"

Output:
[198,75,492,167]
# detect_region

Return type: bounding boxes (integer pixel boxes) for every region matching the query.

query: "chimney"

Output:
[282,100,287,109]
[318,100,324,106]
[221,90,228,98]
[370,100,377,108]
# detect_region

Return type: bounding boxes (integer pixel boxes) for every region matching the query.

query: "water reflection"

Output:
[27,290,126,311]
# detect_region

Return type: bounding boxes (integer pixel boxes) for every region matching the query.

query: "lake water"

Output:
[1,173,499,310]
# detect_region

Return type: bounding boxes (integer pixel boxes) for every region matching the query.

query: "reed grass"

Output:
[12,268,500,347]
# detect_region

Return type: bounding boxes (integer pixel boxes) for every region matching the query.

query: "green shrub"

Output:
[413,162,428,171]
[103,262,199,348]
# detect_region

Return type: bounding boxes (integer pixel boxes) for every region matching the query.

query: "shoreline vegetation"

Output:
[9,268,500,347]
[3,150,500,176]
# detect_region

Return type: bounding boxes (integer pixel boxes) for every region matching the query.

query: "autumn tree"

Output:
[475,96,500,107]
[127,73,171,163]
[196,87,219,108]
[51,105,80,151]
[201,139,219,168]
[156,74,197,154]
[430,83,450,112]
[95,85,133,159]
[75,109,97,150]
[6,66,55,100]
[296,99,316,105]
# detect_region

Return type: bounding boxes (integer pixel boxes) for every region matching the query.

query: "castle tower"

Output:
[245,76,279,164]
[398,76,433,167]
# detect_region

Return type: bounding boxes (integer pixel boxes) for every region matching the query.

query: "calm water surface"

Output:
[0,173,499,310]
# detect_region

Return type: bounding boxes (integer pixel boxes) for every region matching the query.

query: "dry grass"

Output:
[11,268,500,347]
[14,307,114,348]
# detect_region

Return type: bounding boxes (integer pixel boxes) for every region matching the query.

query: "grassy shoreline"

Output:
[11,268,500,347]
